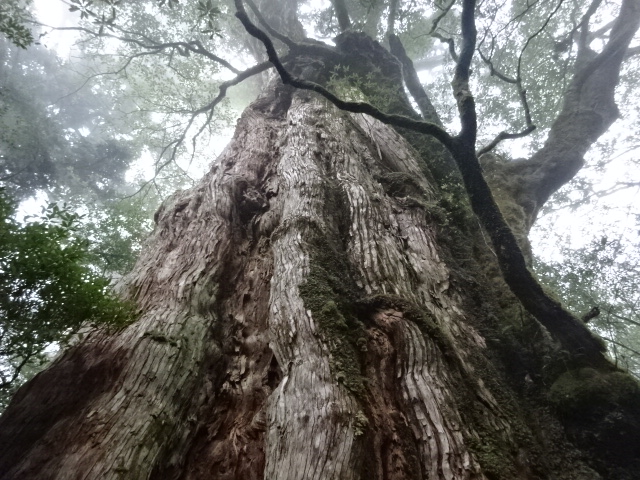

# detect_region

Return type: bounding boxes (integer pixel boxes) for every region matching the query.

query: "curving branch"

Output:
[478,48,516,84]
[153,61,272,180]
[429,0,458,62]
[432,32,459,62]
[516,0,566,89]
[476,48,536,154]
[44,18,274,190]
[429,0,456,36]
[475,1,569,154]
[513,0,565,128]
[477,126,536,157]
[50,24,242,74]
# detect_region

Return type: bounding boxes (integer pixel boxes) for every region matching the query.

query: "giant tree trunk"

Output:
[1,71,639,479]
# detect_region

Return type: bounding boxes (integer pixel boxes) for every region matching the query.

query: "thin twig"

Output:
[477,126,536,156]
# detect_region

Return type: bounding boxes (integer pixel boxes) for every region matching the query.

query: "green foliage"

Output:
[326,64,395,110]
[78,191,156,276]
[196,0,222,39]
[0,189,134,409]
[0,36,137,201]
[326,65,372,102]
[535,236,640,377]
[0,0,34,49]
[57,0,237,186]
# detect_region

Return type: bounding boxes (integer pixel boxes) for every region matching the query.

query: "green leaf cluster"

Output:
[0,189,134,409]
[197,0,222,39]
[0,0,34,49]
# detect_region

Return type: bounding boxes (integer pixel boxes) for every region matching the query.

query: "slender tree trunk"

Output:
[1,61,639,480]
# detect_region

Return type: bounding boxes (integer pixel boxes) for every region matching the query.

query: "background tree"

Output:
[0,34,138,201]
[0,16,159,406]
[0,189,133,409]
[0,1,639,479]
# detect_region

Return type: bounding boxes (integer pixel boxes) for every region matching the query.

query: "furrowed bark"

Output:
[236,0,608,362]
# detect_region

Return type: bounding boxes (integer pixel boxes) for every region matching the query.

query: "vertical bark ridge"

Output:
[331,112,494,479]
[263,96,362,479]
[172,98,289,479]
[255,92,519,479]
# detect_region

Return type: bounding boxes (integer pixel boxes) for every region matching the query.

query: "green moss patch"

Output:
[298,226,368,399]
[549,368,640,416]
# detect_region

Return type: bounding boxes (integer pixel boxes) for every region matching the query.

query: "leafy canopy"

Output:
[0,189,134,409]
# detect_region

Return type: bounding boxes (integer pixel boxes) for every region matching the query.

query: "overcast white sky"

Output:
[33,0,81,57]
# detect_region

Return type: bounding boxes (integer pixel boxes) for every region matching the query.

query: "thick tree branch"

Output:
[387,0,399,37]
[626,45,640,58]
[517,0,640,214]
[445,0,606,363]
[432,32,459,62]
[450,142,608,363]
[331,0,351,32]
[452,0,478,148]
[388,34,442,125]
[477,126,536,156]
